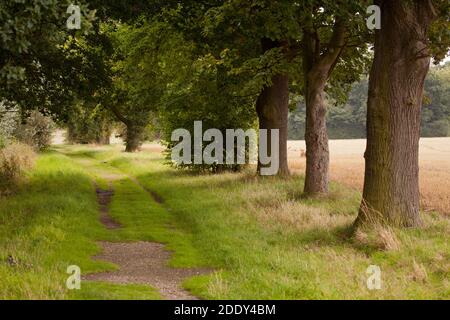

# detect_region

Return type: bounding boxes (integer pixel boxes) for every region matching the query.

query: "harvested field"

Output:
[288,138,450,216]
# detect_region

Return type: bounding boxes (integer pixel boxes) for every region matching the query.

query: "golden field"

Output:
[288,138,450,216]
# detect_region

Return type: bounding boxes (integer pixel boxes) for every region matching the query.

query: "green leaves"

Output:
[0,0,97,118]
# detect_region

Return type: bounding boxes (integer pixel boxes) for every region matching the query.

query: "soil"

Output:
[96,187,121,229]
[83,241,209,300]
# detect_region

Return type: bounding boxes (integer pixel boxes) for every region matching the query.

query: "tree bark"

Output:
[256,74,290,176]
[256,39,290,176]
[66,124,77,144]
[303,69,329,194]
[302,18,347,195]
[356,0,437,228]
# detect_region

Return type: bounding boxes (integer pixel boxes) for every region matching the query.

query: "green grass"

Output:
[1,144,449,299]
[68,281,160,300]
[0,151,160,299]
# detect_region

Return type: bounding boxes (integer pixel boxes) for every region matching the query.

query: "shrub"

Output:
[66,105,113,145]
[16,111,54,151]
[0,143,36,196]
[0,104,20,148]
[160,69,256,172]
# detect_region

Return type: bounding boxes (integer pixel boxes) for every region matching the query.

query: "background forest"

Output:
[289,63,450,139]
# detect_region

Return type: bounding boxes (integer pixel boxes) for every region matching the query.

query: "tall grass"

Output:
[0,143,36,196]
[76,144,449,299]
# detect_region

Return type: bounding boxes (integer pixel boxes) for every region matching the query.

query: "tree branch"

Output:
[109,104,130,126]
[318,18,347,70]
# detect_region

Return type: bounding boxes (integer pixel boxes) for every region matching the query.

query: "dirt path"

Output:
[84,241,207,300]
[95,185,121,229]
[69,155,208,300]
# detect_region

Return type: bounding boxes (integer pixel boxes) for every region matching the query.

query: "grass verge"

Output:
[57,144,449,300]
[2,144,448,299]
[0,151,160,299]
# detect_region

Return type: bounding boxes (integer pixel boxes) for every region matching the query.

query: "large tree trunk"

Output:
[303,71,329,194]
[356,1,437,228]
[256,39,290,176]
[256,73,290,176]
[301,18,347,196]
[125,124,143,153]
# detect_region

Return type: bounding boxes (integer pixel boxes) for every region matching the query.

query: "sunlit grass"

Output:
[1,144,448,299]
[67,143,449,299]
[0,151,160,299]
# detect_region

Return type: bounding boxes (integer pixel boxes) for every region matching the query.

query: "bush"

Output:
[15,111,54,151]
[0,104,20,148]
[160,64,257,172]
[66,105,113,145]
[116,121,160,145]
[0,143,36,196]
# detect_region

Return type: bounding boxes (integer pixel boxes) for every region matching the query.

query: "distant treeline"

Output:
[289,63,450,140]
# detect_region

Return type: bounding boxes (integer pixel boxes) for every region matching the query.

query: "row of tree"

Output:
[1,1,449,228]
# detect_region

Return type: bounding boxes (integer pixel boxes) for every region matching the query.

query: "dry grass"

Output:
[244,191,352,233]
[354,225,401,251]
[411,260,428,283]
[288,138,450,216]
[0,143,36,195]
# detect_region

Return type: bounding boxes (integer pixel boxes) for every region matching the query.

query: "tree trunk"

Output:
[303,71,329,194]
[109,106,142,153]
[125,124,143,152]
[356,0,437,228]
[256,39,290,176]
[301,17,347,196]
[95,124,111,145]
[256,73,290,176]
